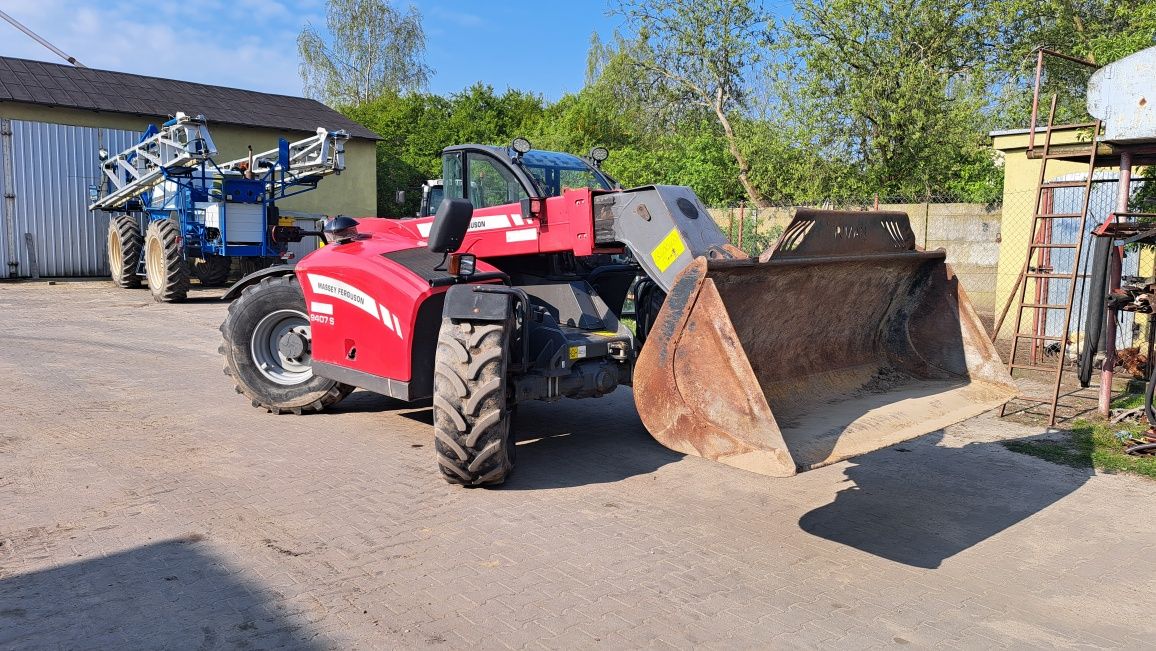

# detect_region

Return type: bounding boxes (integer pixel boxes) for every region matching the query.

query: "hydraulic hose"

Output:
[1079,235,1113,387]
[1145,349,1156,428]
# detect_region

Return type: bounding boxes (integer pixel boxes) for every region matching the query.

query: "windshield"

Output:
[421,185,443,216]
[519,150,613,197]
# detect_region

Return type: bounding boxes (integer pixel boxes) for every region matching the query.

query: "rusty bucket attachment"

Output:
[633,209,1017,477]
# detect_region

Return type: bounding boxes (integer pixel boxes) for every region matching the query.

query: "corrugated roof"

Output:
[0,56,380,140]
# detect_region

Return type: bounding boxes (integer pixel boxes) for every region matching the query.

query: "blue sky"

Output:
[0,0,625,100]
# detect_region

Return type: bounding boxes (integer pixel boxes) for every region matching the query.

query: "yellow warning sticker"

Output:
[591,330,619,338]
[568,345,587,360]
[651,228,686,273]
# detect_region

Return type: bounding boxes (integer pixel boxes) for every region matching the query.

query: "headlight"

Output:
[449,253,476,278]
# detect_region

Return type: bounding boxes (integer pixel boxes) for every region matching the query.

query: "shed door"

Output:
[0,120,139,277]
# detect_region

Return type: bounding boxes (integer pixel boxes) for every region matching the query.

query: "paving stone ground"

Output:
[1,281,1154,649]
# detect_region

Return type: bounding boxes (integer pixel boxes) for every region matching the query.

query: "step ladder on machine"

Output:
[999,92,1103,425]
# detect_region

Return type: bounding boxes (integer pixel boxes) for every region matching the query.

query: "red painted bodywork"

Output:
[295,188,602,385]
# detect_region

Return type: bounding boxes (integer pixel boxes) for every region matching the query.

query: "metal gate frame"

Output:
[1,118,15,277]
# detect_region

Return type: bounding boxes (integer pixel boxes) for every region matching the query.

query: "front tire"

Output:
[219,274,352,414]
[433,318,516,486]
[144,219,189,302]
[107,215,142,288]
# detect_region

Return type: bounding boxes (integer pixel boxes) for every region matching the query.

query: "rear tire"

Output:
[190,254,232,287]
[107,215,142,288]
[433,318,516,486]
[144,219,189,302]
[219,274,352,414]
[238,257,278,277]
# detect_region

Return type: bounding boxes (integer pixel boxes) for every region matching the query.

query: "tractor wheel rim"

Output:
[146,235,164,289]
[251,309,314,385]
[108,231,122,277]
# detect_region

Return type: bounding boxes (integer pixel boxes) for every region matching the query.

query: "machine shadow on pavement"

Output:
[330,389,430,416]
[502,392,684,490]
[798,431,1093,569]
[320,388,682,489]
[0,536,322,649]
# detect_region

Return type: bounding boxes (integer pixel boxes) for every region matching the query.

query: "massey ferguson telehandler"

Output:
[220,139,1017,485]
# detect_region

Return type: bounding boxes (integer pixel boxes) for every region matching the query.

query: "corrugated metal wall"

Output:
[0,120,139,277]
[0,121,10,278]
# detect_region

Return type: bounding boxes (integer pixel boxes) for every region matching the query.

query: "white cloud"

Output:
[0,0,309,95]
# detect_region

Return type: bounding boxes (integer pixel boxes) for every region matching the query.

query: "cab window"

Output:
[466,153,527,209]
[442,153,464,200]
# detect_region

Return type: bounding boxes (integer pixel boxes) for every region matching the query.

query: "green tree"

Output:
[782,0,1003,201]
[442,84,545,147]
[298,0,431,106]
[992,1,1156,127]
[341,85,547,215]
[610,0,775,206]
[342,92,451,215]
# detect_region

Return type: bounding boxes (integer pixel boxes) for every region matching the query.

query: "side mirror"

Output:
[427,198,473,253]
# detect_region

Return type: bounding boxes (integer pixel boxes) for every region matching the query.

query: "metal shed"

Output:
[1,119,139,277]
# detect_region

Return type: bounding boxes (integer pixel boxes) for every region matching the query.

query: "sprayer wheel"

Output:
[191,255,232,287]
[107,215,143,288]
[144,219,190,302]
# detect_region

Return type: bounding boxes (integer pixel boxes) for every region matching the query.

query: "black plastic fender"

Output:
[442,283,512,322]
[221,264,296,302]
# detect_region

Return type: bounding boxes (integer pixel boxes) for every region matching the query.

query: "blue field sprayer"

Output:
[88,112,349,301]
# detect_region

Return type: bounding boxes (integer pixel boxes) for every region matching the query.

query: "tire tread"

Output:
[433,318,513,486]
[145,219,190,302]
[108,216,143,289]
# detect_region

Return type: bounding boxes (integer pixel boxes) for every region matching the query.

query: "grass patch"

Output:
[1002,438,1092,469]
[1002,419,1156,479]
[1111,391,1145,410]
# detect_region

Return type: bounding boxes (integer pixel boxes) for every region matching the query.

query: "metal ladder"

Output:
[999,93,1103,425]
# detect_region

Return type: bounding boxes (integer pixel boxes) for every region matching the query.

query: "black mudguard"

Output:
[442,283,513,322]
[221,264,296,302]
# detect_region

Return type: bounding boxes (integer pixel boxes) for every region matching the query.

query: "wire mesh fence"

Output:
[708,195,1004,329]
[998,176,1152,383]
